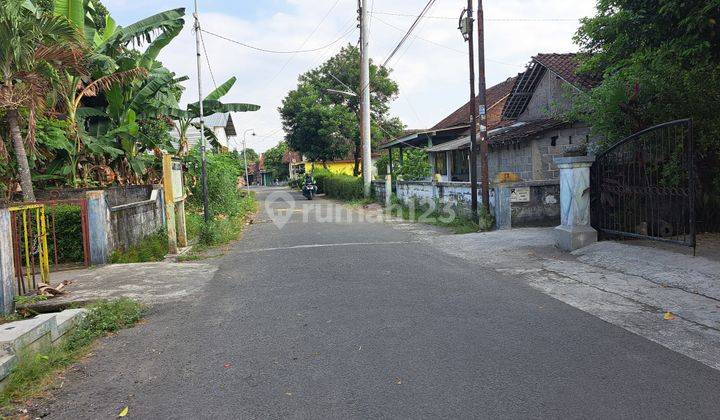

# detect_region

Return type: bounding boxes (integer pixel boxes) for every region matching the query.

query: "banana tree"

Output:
[170,77,261,155]
[54,0,185,134]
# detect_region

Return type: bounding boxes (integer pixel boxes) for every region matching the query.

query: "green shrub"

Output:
[312,170,364,201]
[48,204,84,263]
[0,298,143,407]
[186,150,247,216]
[109,229,168,264]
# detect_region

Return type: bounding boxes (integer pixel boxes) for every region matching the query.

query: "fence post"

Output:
[86,190,110,265]
[554,156,597,251]
[0,209,15,314]
[162,155,178,255]
[385,166,392,207]
[494,185,512,230]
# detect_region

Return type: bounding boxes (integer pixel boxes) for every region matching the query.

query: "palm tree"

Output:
[0,0,83,201]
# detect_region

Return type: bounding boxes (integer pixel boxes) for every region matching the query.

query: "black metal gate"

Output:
[591,119,695,248]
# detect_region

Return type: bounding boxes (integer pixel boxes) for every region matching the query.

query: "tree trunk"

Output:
[7,109,36,202]
[353,144,361,176]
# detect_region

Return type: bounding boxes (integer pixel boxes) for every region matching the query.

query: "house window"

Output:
[551,136,558,147]
[568,135,573,144]
[451,149,470,181]
[434,151,447,175]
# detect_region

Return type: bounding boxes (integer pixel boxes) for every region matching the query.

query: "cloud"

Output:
[112,0,597,152]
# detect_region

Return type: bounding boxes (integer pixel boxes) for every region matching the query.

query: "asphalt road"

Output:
[39,187,720,419]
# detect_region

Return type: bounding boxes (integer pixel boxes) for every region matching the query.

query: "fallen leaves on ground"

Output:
[118,406,129,417]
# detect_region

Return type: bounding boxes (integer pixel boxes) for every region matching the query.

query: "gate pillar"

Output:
[554,156,597,251]
[0,209,15,314]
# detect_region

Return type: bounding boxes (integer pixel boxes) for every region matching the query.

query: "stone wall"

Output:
[107,186,165,252]
[509,181,560,227]
[374,180,559,227]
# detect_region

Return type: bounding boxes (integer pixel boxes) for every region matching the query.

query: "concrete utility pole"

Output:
[242,129,255,194]
[359,0,372,197]
[477,0,490,212]
[460,1,479,215]
[193,0,210,222]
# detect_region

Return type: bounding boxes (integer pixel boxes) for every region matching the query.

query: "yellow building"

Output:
[303,160,356,176]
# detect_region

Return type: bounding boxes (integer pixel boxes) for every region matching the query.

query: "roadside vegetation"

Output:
[388,196,483,234]
[0,299,144,408]
[179,152,257,260]
[108,230,168,264]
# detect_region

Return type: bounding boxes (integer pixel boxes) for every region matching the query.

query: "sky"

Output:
[104,0,597,153]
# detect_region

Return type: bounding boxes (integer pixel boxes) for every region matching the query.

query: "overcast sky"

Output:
[105,0,597,152]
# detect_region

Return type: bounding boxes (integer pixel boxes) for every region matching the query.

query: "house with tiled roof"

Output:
[414,53,597,182]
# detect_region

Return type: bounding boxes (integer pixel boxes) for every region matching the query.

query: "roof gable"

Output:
[501,53,597,120]
[431,76,517,131]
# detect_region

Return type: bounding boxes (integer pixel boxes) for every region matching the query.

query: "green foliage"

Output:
[573,0,720,229]
[49,204,85,263]
[314,171,365,201]
[375,148,431,181]
[0,298,143,407]
[109,229,168,264]
[186,149,250,216]
[264,141,289,180]
[280,45,404,170]
[186,193,256,250]
[390,196,480,234]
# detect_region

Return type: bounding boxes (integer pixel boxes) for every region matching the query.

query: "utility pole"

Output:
[359,0,372,197]
[476,0,490,212]
[460,2,479,215]
[194,0,210,222]
[242,129,255,194]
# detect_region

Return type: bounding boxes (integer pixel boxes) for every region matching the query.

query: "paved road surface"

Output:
[39,187,720,419]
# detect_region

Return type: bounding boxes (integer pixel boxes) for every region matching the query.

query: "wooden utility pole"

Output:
[359,0,372,197]
[464,0,479,215]
[477,0,490,211]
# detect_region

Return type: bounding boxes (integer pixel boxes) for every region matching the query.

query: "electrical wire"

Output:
[371,10,580,22]
[198,27,218,90]
[382,0,438,67]
[201,25,356,55]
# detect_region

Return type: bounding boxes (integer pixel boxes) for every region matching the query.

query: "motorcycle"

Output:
[302,180,317,200]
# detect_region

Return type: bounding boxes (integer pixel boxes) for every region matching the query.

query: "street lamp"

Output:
[242,129,255,193]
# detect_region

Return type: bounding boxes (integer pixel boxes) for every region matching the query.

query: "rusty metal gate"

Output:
[591,119,695,249]
[9,199,90,295]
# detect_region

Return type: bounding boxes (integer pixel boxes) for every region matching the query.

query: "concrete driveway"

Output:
[33,187,720,419]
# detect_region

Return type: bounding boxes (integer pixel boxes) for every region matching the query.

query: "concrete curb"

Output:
[0,309,88,385]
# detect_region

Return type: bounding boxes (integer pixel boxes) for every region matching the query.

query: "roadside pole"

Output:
[243,129,254,194]
[194,0,210,222]
[477,0,490,212]
[162,155,178,255]
[460,2,479,216]
[359,0,372,197]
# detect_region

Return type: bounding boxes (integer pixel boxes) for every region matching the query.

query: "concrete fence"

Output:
[86,185,166,264]
[373,179,560,228]
[0,186,168,313]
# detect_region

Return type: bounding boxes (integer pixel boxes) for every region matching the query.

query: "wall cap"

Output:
[554,155,596,167]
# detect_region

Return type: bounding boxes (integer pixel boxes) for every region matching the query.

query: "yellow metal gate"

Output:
[8,204,50,295]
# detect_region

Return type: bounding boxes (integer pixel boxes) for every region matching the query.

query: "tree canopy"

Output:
[264,141,289,180]
[279,45,404,175]
[573,0,720,228]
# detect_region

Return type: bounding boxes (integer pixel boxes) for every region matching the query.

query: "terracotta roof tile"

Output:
[533,53,597,90]
[431,76,518,130]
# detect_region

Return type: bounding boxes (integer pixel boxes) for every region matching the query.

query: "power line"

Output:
[201,25,356,55]
[198,27,218,90]
[371,10,580,22]
[382,0,438,67]
[373,15,466,55]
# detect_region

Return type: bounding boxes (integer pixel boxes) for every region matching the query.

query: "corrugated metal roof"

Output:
[427,136,470,152]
